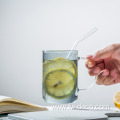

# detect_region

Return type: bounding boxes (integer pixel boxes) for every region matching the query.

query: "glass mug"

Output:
[42,50,101,104]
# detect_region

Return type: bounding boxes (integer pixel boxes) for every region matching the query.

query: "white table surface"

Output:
[6,110,120,120]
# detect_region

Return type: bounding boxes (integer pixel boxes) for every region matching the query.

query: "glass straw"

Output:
[67,27,98,59]
[66,27,102,91]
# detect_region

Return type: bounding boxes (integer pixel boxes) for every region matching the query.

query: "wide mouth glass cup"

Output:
[42,50,78,104]
[43,50,78,61]
[42,50,103,104]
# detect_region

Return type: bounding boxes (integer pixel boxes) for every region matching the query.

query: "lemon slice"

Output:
[43,57,77,79]
[44,69,76,99]
[113,91,120,109]
[54,57,65,60]
[54,57,77,75]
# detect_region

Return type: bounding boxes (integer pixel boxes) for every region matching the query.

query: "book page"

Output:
[0,95,10,100]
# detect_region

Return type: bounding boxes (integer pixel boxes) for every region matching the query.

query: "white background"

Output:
[0,0,120,106]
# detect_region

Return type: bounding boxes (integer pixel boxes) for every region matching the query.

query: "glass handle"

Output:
[77,57,104,91]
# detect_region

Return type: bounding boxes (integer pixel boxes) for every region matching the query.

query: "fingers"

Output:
[86,55,103,64]
[95,62,105,70]
[108,81,116,85]
[88,67,101,76]
[114,73,120,84]
[85,44,120,86]
[112,44,120,60]
[108,75,120,85]
[102,72,117,85]
[85,59,96,69]
[91,44,116,61]
[86,59,105,76]
[96,69,109,85]
[86,56,104,69]
[96,70,120,86]
[108,77,120,86]
[87,68,119,86]
[86,44,117,61]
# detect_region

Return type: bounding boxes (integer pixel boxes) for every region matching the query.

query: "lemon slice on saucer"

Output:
[43,57,77,79]
[44,69,76,99]
[113,91,120,109]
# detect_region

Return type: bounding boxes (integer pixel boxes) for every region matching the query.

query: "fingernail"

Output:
[96,80,102,85]
[102,70,108,76]
[94,69,99,74]
[88,62,93,67]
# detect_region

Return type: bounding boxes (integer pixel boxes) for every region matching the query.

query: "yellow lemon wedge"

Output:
[43,69,76,99]
[43,57,77,79]
[113,91,120,109]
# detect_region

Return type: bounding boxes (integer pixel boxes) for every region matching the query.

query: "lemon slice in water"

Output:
[44,69,76,99]
[43,57,77,79]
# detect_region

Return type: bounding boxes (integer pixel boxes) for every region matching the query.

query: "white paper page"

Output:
[0,95,10,100]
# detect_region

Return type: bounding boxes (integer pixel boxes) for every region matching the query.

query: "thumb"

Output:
[92,45,114,61]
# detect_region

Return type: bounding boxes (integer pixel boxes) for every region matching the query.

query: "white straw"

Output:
[67,27,98,59]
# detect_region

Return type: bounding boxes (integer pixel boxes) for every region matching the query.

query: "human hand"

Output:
[85,43,120,85]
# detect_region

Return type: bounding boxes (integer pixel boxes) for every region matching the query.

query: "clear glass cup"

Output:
[42,50,102,104]
[42,50,78,104]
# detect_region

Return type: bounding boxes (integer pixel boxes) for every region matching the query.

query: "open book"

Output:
[0,95,48,114]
